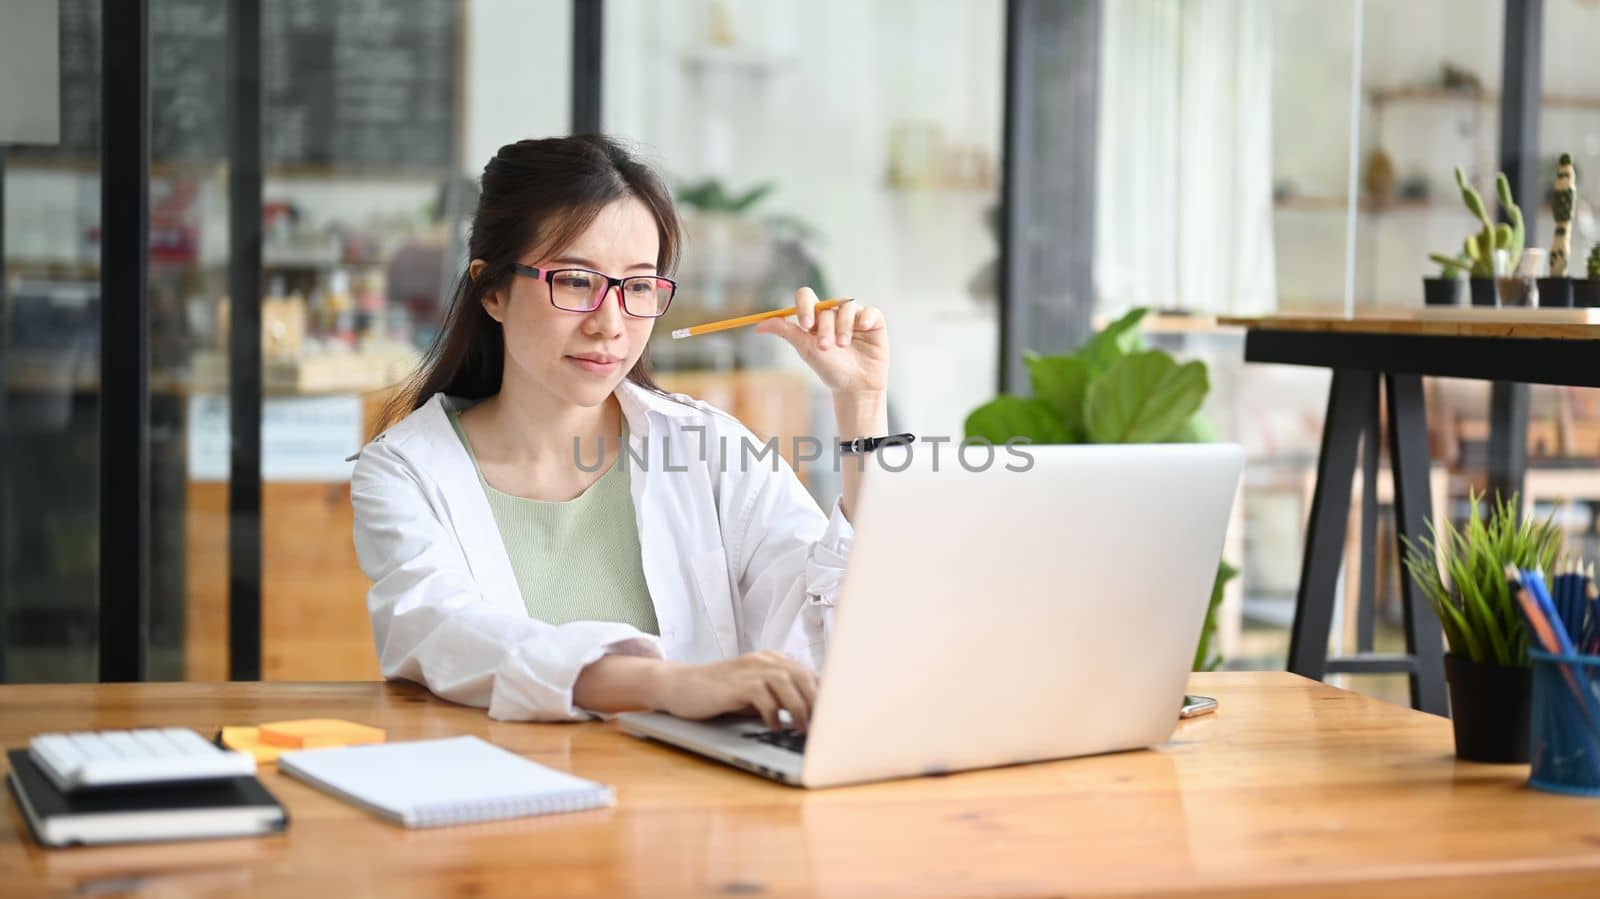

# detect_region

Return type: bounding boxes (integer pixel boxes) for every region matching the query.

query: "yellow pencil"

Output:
[670,297,855,339]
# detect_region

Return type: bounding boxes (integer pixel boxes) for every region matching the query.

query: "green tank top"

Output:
[447,410,659,635]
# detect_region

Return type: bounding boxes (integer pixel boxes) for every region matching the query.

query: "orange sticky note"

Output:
[257,719,387,750]
[220,726,283,764]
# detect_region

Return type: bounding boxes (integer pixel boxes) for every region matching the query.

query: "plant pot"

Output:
[1575,279,1600,308]
[1497,276,1532,307]
[674,210,775,308]
[1444,653,1531,763]
[1537,277,1574,308]
[1468,277,1497,307]
[1422,277,1462,306]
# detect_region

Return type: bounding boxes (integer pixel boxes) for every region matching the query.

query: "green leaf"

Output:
[677,179,774,214]
[728,182,776,213]
[1023,354,1091,436]
[1428,253,1470,277]
[1075,308,1149,374]
[963,396,1076,445]
[1400,487,1566,665]
[676,178,723,209]
[1082,350,1209,444]
[1193,559,1238,672]
[1166,413,1216,443]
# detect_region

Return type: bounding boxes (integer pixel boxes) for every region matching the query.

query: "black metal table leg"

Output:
[1357,394,1380,653]
[1488,381,1529,512]
[1288,369,1378,681]
[1386,373,1449,715]
[1388,371,1452,713]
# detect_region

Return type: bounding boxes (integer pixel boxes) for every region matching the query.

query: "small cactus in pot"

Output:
[1537,155,1579,306]
[1455,167,1524,278]
[1423,254,1468,306]
[1576,246,1600,308]
[1550,154,1577,276]
[1443,167,1524,305]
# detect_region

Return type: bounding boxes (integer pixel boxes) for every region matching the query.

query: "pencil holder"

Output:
[1528,650,1600,796]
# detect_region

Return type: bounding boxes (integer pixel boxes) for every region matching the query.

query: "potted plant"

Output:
[1423,255,1467,306]
[1577,246,1600,308]
[1537,154,1577,308]
[963,308,1236,670]
[674,178,779,306]
[673,177,834,305]
[1435,167,1523,306]
[1403,492,1563,763]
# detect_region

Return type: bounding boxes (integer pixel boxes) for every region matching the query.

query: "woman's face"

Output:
[482,197,661,409]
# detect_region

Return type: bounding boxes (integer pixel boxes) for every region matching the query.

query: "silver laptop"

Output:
[618,442,1243,788]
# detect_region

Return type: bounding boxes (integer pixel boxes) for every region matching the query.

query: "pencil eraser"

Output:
[670,328,690,339]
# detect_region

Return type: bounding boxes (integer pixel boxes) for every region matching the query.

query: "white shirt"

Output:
[349,380,855,722]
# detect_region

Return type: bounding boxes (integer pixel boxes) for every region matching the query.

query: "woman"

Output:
[352,136,892,729]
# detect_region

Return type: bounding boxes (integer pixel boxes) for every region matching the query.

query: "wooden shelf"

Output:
[3,255,390,275]
[261,253,390,270]
[2,257,100,273]
[1369,86,1600,112]
[1089,311,1245,336]
[3,154,450,181]
[1275,196,1437,213]
[1274,196,1555,215]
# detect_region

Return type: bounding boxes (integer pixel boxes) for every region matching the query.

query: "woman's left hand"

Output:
[754,287,890,395]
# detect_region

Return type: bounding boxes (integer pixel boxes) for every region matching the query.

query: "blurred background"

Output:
[5,0,1600,707]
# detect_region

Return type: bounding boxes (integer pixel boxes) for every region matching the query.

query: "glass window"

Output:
[6,0,576,683]
[151,0,230,682]
[602,0,1004,502]
[1533,2,1600,592]
[3,0,102,682]
[1091,0,1537,706]
[184,0,570,681]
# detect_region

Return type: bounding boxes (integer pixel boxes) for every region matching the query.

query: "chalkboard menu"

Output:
[36,0,459,171]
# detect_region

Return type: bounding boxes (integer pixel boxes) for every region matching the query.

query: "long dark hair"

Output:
[378,135,683,434]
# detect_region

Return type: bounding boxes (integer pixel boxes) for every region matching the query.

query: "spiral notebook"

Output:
[276,735,613,828]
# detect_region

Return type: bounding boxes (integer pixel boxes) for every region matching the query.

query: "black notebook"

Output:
[5,749,288,848]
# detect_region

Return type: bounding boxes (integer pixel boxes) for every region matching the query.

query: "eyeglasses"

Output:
[510,263,677,319]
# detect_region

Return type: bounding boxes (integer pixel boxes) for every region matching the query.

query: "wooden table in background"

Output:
[5,672,1600,897]
[1219,309,1600,717]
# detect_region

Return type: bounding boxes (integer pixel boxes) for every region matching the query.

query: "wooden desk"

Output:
[5,673,1600,897]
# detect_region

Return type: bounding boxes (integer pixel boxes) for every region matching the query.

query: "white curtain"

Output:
[1095,0,1276,316]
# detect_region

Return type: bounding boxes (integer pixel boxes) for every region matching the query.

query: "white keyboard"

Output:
[28,728,256,792]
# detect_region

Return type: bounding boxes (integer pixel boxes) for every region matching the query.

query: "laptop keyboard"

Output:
[743,729,807,754]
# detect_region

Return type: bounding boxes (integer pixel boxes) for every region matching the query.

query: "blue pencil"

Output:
[1566,559,1587,647]
[1556,560,1577,646]
[1552,560,1565,644]
[1524,568,1576,657]
[1565,561,1575,642]
[1587,562,1600,656]
[1564,558,1588,650]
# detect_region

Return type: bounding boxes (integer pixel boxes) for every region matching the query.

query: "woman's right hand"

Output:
[653,652,819,731]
